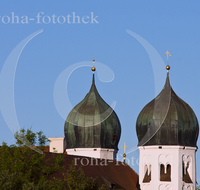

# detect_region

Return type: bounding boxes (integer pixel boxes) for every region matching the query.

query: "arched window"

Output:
[143,165,151,183]
[182,162,192,183]
[160,164,171,181]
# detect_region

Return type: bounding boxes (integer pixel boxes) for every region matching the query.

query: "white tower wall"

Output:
[48,137,117,160]
[48,137,66,153]
[138,146,196,190]
[66,148,117,160]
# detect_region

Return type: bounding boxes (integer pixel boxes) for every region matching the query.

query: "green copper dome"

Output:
[64,72,121,150]
[136,71,199,147]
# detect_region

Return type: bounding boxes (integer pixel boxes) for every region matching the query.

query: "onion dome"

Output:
[136,66,199,147]
[64,63,121,150]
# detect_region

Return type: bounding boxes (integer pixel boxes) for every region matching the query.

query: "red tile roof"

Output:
[45,152,139,190]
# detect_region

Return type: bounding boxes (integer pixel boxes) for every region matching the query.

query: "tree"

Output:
[14,128,36,147]
[37,131,49,146]
[0,135,107,190]
[0,143,64,189]
[14,128,49,147]
[64,160,99,190]
[197,185,200,190]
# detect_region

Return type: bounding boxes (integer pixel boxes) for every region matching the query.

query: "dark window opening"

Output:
[182,163,192,183]
[143,165,151,183]
[160,164,171,181]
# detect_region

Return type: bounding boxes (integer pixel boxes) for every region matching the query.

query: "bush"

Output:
[0,130,107,190]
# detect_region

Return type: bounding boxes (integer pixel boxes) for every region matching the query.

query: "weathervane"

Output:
[165,50,171,72]
[121,142,129,163]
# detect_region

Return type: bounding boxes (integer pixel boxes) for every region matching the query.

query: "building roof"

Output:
[136,69,199,147]
[47,152,139,190]
[64,70,121,150]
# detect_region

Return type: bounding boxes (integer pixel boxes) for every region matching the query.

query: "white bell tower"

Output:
[138,146,197,190]
[136,55,199,190]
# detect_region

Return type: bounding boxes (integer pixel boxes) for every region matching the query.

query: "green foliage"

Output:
[197,185,200,190]
[37,131,49,146]
[0,169,64,190]
[14,128,36,147]
[63,161,107,190]
[1,141,7,146]
[0,140,107,190]
[97,185,107,190]
[14,128,49,147]
[64,160,97,190]
[0,143,64,189]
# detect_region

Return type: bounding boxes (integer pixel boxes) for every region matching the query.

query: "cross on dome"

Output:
[121,142,129,163]
[165,50,171,72]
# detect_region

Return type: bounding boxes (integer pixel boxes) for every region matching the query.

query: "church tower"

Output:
[64,59,121,160]
[136,60,199,189]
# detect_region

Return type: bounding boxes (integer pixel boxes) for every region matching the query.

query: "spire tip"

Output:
[91,56,96,73]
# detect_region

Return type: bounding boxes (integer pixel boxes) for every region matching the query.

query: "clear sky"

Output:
[0,0,200,183]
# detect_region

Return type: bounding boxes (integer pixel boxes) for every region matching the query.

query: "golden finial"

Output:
[123,153,126,162]
[166,65,170,71]
[121,142,129,163]
[91,56,96,73]
[165,50,171,73]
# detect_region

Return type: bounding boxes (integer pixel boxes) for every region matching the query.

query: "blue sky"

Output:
[0,0,200,182]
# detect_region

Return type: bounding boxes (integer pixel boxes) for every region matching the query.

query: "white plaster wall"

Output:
[138,146,196,190]
[48,137,117,160]
[182,185,194,190]
[159,184,172,190]
[48,137,66,153]
[142,184,151,190]
[66,148,117,160]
